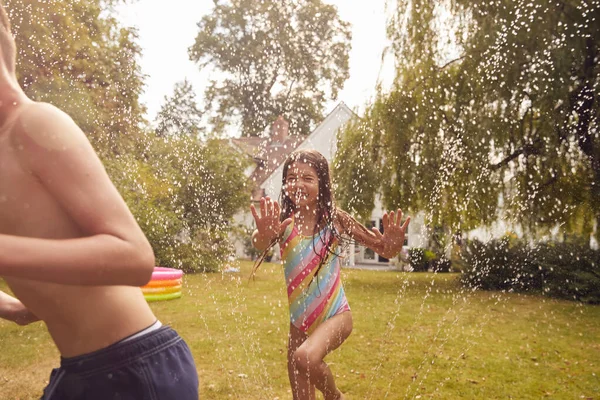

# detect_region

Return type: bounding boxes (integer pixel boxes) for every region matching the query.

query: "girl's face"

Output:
[284,162,319,210]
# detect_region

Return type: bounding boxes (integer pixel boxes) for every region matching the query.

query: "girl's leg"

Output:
[293,311,353,400]
[288,324,316,400]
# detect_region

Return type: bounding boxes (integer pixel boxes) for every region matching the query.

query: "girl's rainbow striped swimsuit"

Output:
[280,218,350,335]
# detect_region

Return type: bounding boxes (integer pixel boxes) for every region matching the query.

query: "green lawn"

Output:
[1,261,599,399]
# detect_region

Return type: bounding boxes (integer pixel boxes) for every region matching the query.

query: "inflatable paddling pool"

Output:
[141,267,183,302]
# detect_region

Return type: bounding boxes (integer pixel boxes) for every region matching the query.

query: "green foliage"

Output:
[460,238,540,292]
[6,0,146,156]
[189,0,351,136]
[407,247,450,272]
[5,0,251,273]
[335,0,600,242]
[332,110,382,219]
[535,241,600,304]
[155,79,204,137]
[408,248,430,272]
[107,135,251,273]
[461,239,600,304]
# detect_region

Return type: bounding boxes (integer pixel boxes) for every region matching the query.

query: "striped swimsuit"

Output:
[280,217,350,335]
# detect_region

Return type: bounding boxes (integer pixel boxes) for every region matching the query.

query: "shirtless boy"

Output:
[0,5,198,399]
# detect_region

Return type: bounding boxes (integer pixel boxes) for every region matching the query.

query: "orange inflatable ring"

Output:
[142,278,182,288]
[141,285,182,295]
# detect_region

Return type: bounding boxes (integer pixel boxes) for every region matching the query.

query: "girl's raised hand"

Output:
[250,196,293,244]
[371,209,411,259]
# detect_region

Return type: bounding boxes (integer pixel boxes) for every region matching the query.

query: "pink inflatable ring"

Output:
[151,267,183,281]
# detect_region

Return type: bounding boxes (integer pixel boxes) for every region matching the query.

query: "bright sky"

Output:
[116,0,395,132]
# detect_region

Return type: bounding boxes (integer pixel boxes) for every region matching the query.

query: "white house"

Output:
[230,102,426,267]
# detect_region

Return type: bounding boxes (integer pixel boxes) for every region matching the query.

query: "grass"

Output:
[1,260,599,399]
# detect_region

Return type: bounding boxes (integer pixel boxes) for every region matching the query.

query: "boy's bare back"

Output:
[0,100,155,357]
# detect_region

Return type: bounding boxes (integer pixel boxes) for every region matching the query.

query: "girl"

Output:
[250,149,410,400]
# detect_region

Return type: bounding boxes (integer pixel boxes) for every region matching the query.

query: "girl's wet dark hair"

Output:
[280,149,334,229]
[250,149,369,283]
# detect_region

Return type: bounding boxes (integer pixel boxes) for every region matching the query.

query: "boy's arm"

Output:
[0,103,154,286]
[0,290,40,325]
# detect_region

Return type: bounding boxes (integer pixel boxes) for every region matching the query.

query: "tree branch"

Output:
[282,78,297,113]
[490,138,543,170]
[538,175,559,191]
[437,55,467,71]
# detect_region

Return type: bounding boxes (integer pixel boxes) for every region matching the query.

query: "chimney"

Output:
[270,115,289,143]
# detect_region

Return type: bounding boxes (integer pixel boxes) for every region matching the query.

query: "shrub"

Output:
[432,258,452,273]
[460,239,539,291]
[460,239,600,304]
[535,242,600,304]
[408,248,426,271]
[408,248,441,272]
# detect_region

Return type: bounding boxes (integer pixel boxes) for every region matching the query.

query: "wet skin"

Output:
[0,101,155,357]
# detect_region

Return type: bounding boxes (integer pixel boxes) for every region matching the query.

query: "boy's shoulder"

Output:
[13,101,88,152]
[12,100,67,124]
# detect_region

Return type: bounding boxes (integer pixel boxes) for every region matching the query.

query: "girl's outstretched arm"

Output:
[336,208,410,259]
[0,290,40,326]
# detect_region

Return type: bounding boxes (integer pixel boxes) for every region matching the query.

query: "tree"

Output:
[155,79,204,137]
[108,134,251,272]
[335,0,600,241]
[189,0,351,137]
[6,0,146,156]
[5,0,251,271]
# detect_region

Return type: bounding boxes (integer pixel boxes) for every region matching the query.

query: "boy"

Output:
[0,4,198,399]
